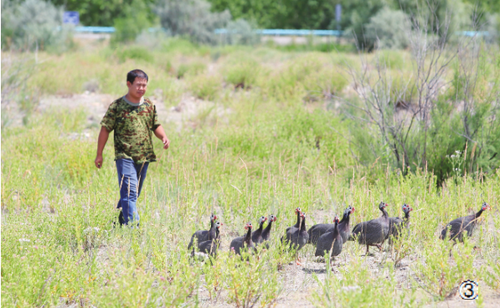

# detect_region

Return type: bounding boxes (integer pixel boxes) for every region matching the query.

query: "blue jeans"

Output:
[116,158,149,225]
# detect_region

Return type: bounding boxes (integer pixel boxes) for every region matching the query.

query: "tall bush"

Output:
[343,6,500,185]
[153,0,231,45]
[1,0,72,51]
[365,7,411,50]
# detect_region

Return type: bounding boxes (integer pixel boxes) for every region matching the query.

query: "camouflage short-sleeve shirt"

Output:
[101,97,161,163]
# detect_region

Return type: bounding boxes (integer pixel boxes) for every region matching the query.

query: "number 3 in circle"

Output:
[459,280,478,300]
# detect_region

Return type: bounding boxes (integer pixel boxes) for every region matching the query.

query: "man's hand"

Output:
[95,155,103,168]
[154,126,170,150]
[96,126,110,169]
[162,136,170,149]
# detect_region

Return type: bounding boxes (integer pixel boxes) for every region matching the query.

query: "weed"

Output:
[189,74,221,100]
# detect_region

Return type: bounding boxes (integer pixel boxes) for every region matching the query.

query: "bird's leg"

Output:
[330,256,335,269]
[295,254,303,266]
[376,244,383,251]
[365,245,370,256]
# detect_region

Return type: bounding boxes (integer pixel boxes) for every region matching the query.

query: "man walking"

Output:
[95,69,170,226]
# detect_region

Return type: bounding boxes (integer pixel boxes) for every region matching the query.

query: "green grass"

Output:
[2,42,500,307]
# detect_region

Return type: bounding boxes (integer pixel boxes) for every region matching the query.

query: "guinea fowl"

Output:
[187,213,217,250]
[339,206,355,243]
[287,213,309,265]
[196,221,222,256]
[252,216,267,245]
[282,208,302,244]
[387,204,412,245]
[349,202,390,255]
[315,216,343,260]
[440,202,491,242]
[288,213,309,251]
[261,215,277,243]
[285,207,302,232]
[308,206,355,245]
[230,223,254,256]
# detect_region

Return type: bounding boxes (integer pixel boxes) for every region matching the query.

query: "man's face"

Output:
[127,77,148,98]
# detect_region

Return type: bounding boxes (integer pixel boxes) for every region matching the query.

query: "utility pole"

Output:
[335,4,341,44]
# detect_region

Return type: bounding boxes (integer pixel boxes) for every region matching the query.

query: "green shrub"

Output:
[415,236,476,299]
[189,74,220,100]
[302,66,348,97]
[312,255,406,307]
[222,56,260,88]
[388,72,416,104]
[114,46,154,63]
[160,37,200,54]
[176,61,207,78]
[376,50,406,69]
[273,41,356,53]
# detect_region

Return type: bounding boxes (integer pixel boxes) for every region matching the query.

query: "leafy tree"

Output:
[339,0,385,50]
[154,0,231,44]
[365,7,411,49]
[111,0,152,44]
[208,0,338,29]
[2,0,72,51]
[49,0,155,26]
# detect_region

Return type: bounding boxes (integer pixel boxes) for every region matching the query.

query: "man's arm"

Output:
[154,125,170,149]
[95,126,110,168]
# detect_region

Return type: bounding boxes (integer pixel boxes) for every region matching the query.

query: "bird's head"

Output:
[269,214,277,222]
[482,202,491,211]
[244,223,253,230]
[379,202,388,209]
[258,216,267,224]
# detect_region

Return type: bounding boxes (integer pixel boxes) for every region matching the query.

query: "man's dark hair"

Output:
[127,69,149,84]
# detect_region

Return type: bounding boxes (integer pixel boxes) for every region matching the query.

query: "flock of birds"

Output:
[188,202,491,264]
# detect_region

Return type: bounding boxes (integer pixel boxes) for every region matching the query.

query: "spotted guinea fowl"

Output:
[386,204,412,245]
[308,206,355,245]
[188,213,217,250]
[315,216,343,260]
[339,206,355,243]
[286,207,302,233]
[440,202,490,242]
[260,215,277,243]
[349,202,390,255]
[282,208,302,244]
[197,221,222,256]
[252,216,267,245]
[288,212,309,251]
[230,223,254,256]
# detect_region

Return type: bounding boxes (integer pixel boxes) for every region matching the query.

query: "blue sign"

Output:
[63,11,79,25]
